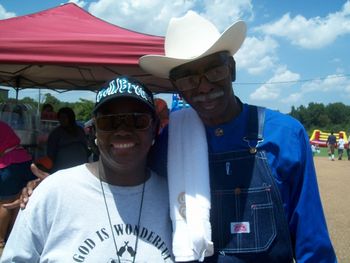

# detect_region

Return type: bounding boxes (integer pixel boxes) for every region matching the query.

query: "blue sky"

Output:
[1,0,349,113]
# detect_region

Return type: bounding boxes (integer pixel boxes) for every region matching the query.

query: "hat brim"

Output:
[139,20,246,79]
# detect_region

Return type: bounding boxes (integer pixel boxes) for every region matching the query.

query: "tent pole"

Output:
[38,88,41,115]
[15,76,20,102]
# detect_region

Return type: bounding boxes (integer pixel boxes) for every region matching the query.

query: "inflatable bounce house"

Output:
[310,130,348,148]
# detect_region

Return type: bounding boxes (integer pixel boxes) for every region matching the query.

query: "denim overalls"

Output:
[206,105,293,263]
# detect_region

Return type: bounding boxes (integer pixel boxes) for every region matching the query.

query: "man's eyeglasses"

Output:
[171,64,230,91]
[95,113,153,132]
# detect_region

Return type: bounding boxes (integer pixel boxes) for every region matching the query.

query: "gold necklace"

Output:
[99,174,146,263]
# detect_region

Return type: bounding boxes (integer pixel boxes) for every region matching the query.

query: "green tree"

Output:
[326,103,348,125]
[41,93,61,111]
[289,102,350,135]
[317,114,331,128]
[74,98,94,122]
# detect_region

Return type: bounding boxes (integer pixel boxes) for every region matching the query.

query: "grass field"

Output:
[313,146,349,159]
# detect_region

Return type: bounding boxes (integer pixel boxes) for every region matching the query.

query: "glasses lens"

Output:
[96,113,152,131]
[133,114,152,129]
[175,76,200,91]
[96,115,112,131]
[175,64,229,91]
[205,65,229,82]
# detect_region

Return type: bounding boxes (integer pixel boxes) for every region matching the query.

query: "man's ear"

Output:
[228,56,236,81]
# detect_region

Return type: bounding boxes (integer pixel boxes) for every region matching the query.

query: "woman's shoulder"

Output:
[38,164,88,190]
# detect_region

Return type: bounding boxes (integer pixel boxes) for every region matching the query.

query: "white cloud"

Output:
[200,0,254,31]
[88,0,195,35]
[281,74,350,106]
[250,85,279,100]
[236,36,278,75]
[301,74,350,93]
[87,0,253,35]
[0,4,16,19]
[68,0,87,8]
[250,66,300,100]
[281,92,302,103]
[345,83,350,95]
[255,1,350,49]
[331,57,341,63]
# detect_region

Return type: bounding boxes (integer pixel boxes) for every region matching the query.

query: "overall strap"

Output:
[243,105,265,152]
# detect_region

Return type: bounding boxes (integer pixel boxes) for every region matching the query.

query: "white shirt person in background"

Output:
[337,136,345,160]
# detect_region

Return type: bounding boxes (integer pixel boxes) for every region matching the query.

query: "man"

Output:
[326,131,337,161]
[140,11,336,262]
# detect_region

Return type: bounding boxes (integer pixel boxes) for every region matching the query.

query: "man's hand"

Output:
[30,162,50,180]
[2,163,49,210]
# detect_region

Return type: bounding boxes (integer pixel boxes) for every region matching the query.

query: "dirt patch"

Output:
[314,156,350,262]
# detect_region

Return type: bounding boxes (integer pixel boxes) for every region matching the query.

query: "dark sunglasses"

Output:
[172,64,230,91]
[95,113,153,132]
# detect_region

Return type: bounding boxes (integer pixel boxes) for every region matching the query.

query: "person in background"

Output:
[40,103,57,120]
[34,156,53,173]
[47,107,89,173]
[85,119,100,162]
[0,76,174,262]
[311,144,320,156]
[0,121,36,249]
[154,98,170,134]
[311,144,316,156]
[326,131,337,161]
[337,135,345,160]
[10,105,25,130]
[139,11,336,262]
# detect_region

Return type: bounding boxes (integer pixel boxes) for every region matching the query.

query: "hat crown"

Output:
[93,76,155,114]
[96,78,152,104]
[165,11,220,59]
[139,11,246,79]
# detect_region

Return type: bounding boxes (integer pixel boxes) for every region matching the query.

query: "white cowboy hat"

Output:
[139,11,246,79]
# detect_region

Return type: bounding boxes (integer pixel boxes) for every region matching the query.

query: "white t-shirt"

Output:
[1,164,174,263]
[338,138,345,149]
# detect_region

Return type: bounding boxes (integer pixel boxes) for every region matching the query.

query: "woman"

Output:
[40,103,57,120]
[47,107,89,172]
[1,76,173,262]
[0,121,36,249]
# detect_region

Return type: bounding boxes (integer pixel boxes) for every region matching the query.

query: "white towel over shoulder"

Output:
[167,108,213,262]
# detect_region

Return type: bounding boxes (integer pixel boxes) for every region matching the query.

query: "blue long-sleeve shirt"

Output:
[148,102,337,262]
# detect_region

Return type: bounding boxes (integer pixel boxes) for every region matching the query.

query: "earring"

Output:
[94,138,98,145]
[152,139,155,146]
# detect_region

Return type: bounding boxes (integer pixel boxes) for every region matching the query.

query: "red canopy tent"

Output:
[0,3,174,94]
